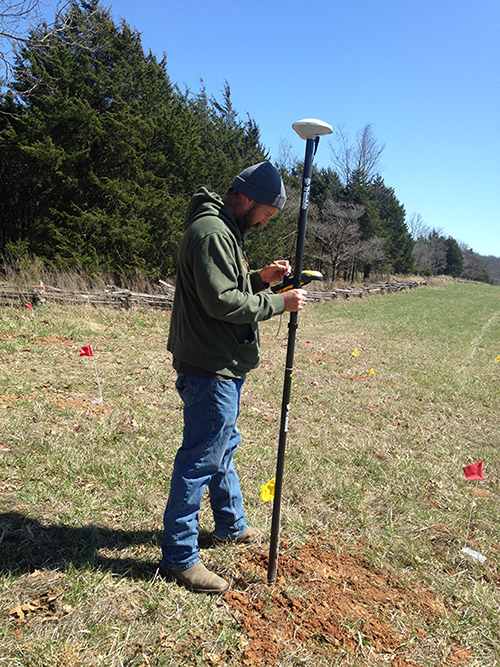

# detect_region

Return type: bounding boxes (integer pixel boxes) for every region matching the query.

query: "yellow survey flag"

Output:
[495,356,500,363]
[260,478,275,502]
[368,368,375,375]
[352,349,360,356]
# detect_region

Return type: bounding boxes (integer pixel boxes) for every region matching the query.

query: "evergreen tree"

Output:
[344,172,413,277]
[2,1,178,275]
[370,176,414,274]
[444,236,464,277]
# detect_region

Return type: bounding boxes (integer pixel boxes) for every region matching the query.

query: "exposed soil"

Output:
[33,335,76,346]
[223,540,470,666]
[0,393,110,411]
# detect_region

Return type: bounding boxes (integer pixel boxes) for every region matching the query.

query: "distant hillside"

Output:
[460,250,500,285]
[480,255,500,285]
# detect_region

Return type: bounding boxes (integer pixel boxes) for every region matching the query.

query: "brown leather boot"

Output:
[233,527,263,544]
[159,562,229,594]
[200,526,263,548]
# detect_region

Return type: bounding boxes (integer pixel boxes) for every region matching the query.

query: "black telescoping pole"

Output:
[267,119,332,584]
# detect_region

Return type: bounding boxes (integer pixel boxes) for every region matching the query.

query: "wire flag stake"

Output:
[91,356,103,404]
[267,119,333,584]
[79,345,103,404]
[461,461,486,563]
[25,302,38,336]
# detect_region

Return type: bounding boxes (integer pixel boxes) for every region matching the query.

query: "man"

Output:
[160,162,306,594]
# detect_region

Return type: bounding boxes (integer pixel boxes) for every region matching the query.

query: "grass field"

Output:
[1,281,499,666]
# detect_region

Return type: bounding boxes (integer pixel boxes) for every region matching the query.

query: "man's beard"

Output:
[236,205,259,237]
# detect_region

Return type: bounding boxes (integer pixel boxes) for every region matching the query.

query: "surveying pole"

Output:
[267,119,333,584]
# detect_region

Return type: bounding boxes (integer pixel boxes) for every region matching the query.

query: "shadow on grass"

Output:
[0,511,163,580]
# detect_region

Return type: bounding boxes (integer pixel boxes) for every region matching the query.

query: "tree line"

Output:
[1,0,497,285]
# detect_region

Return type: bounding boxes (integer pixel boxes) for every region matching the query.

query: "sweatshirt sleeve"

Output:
[191,231,285,324]
[250,270,268,293]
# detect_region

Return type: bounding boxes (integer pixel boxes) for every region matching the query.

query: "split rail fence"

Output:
[0,279,426,310]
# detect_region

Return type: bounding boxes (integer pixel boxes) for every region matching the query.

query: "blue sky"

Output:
[41,0,499,256]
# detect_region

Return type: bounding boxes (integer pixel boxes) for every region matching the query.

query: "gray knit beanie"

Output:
[231,162,286,209]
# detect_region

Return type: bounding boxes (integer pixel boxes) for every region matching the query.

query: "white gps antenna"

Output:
[292,118,333,140]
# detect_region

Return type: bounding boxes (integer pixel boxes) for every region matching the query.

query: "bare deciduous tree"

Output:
[329,123,385,187]
[407,212,432,240]
[1,0,39,41]
[358,236,386,271]
[310,199,388,280]
[412,231,447,275]
[0,0,70,83]
[275,137,298,173]
[310,199,365,279]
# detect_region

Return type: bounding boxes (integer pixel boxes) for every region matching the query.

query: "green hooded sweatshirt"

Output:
[167,188,285,379]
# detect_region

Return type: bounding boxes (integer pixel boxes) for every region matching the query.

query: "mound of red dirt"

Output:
[224,540,469,666]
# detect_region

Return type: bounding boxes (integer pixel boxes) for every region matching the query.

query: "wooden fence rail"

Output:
[0,281,176,310]
[306,279,426,302]
[0,279,425,310]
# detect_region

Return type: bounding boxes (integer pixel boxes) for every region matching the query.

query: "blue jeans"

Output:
[161,373,248,570]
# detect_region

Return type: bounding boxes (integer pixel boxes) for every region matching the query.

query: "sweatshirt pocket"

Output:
[231,327,260,371]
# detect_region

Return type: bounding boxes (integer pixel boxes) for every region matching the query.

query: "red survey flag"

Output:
[25,302,32,309]
[79,345,93,357]
[463,461,483,480]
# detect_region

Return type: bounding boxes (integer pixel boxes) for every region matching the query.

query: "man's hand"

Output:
[259,260,291,285]
[282,289,307,312]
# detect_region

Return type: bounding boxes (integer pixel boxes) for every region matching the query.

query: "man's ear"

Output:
[238,192,253,206]
[235,191,254,214]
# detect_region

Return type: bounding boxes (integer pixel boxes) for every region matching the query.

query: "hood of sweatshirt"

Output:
[184,187,242,240]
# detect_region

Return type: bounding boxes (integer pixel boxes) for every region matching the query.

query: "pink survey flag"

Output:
[79,345,93,357]
[463,461,483,481]
[25,302,32,309]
